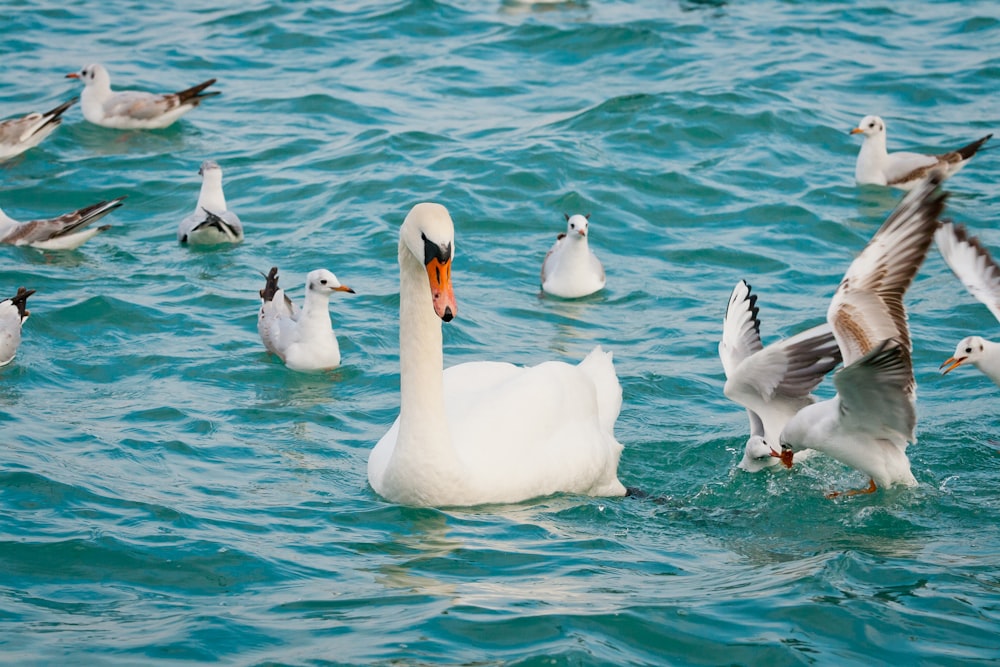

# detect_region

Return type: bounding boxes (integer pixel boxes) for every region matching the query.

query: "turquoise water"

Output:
[3,1,1000,664]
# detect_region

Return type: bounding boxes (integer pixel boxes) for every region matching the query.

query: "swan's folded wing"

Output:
[935,221,1000,324]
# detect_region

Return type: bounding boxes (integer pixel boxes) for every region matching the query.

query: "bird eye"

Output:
[320,279,328,285]
[869,122,875,128]
[966,347,973,353]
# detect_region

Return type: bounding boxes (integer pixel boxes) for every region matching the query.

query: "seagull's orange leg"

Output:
[826,478,877,499]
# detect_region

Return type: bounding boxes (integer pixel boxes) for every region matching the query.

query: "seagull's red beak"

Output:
[850,127,864,134]
[65,72,80,79]
[771,448,794,469]
[940,356,966,375]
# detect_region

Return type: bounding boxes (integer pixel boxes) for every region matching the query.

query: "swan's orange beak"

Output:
[940,356,966,374]
[426,257,456,322]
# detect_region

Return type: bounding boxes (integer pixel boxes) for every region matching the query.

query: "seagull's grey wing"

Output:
[834,338,916,443]
[935,221,1000,324]
[719,280,763,379]
[829,173,947,364]
[3,197,124,245]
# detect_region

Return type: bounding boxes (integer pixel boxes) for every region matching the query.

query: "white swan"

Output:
[540,213,606,298]
[257,267,354,371]
[368,203,626,507]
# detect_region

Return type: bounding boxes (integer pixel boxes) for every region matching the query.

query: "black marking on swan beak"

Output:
[441,307,454,322]
[421,232,451,266]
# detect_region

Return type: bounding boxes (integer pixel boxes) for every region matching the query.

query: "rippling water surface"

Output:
[3,1,1000,664]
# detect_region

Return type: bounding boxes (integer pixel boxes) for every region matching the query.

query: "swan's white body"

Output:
[178,160,243,245]
[0,288,34,367]
[0,197,125,250]
[257,267,354,371]
[67,63,218,130]
[368,203,626,507]
[935,222,1000,386]
[540,214,606,298]
[0,98,76,162]
[852,115,991,190]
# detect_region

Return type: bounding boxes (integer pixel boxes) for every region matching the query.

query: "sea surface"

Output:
[2,1,1000,665]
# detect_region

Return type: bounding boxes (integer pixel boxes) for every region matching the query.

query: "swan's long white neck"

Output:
[386,238,462,503]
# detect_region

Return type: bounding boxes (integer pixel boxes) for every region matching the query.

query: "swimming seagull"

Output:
[257,267,355,371]
[0,287,35,367]
[66,63,219,129]
[851,115,991,190]
[540,213,606,298]
[719,279,842,472]
[934,221,1000,386]
[0,196,126,250]
[177,160,243,245]
[778,173,949,497]
[0,97,77,162]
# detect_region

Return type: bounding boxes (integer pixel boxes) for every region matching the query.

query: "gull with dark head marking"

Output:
[778,173,948,497]
[719,279,842,472]
[257,267,355,372]
[1,287,35,367]
[178,160,243,245]
[66,63,218,130]
[0,97,76,162]
[934,221,1000,386]
[851,115,991,190]
[540,213,606,298]
[0,196,125,250]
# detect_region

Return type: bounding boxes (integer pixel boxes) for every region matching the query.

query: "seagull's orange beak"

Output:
[65,72,80,79]
[426,257,456,322]
[771,448,794,469]
[940,356,966,375]
[334,285,355,294]
[850,127,864,134]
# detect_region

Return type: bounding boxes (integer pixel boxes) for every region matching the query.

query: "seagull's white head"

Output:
[400,203,457,322]
[306,269,355,296]
[737,435,781,472]
[851,115,886,139]
[199,160,221,177]
[564,213,590,239]
[66,63,110,89]
[941,335,986,375]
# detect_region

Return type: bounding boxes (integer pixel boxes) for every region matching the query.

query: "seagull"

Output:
[851,115,991,190]
[719,279,842,472]
[177,160,243,245]
[934,221,1000,386]
[66,63,218,129]
[257,267,355,371]
[0,196,125,250]
[540,213,606,298]
[777,173,948,497]
[0,287,35,367]
[0,97,76,162]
